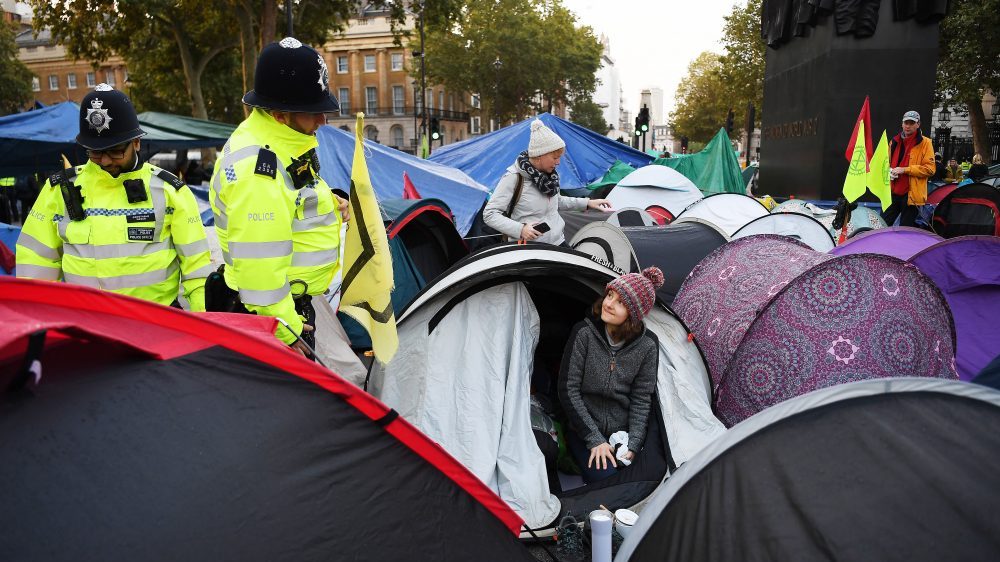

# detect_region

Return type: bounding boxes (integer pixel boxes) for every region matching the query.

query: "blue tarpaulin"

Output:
[0,102,235,177]
[427,113,654,192]
[315,125,489,235]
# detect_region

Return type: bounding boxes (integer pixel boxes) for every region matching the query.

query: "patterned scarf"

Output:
[516,150,560,197]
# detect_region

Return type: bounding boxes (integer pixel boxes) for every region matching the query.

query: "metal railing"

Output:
[330,106,470,121]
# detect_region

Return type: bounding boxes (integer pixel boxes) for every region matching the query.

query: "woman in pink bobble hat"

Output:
[483,118,612,245]
[558,266,665,483]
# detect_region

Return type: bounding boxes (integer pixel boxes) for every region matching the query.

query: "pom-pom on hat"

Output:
[527,119,566,157]
[607,267,665,321]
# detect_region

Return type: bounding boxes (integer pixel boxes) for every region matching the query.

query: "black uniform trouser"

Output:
[881,193,918,227]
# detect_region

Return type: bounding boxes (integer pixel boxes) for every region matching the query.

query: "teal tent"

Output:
[653,128,744,194]
[588,159,636,190]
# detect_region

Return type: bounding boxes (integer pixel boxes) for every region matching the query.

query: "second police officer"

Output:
[207,38,349,356]
[17,84,212,309]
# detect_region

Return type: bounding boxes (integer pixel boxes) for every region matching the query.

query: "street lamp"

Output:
[992,100,1000,120]
[493,56,502,132]
[936,106,952,160]
[411,79,418,152]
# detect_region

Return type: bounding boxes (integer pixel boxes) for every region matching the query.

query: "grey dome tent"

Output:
[560,207,658,244]
[731,212,835,252]
[569,220,729,306]
[606,165,703,220]
[674,193,770,237]
[368,245,724,531]
[673,235,958,426]
[615,378,1000,562]
[0,279,531,561]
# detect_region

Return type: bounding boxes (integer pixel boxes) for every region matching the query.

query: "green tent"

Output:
[137,112,236,146]
[587,159,635,190]
[653,128,744,194]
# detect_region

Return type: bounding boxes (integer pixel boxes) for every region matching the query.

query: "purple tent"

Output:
[830,227,943,261]
[910,236,1000,381]
[675,235,958,426]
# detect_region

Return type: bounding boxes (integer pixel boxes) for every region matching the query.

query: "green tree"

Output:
[718,0,764,135]
[417,0,601,125]
[670,52,731,143]
[0,22,33,115]
[937,0,1000,163]
[569,98,610,134]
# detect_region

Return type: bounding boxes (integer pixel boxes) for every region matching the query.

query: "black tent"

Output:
[616,378,1000,561]
[932,182,1000,238]
[569,220,729,305]
[0,278,531,561]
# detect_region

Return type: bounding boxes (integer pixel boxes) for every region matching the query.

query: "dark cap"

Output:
[242,37,339,113]
[76,84,146,150]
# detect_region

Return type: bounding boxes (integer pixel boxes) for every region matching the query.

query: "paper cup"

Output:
[614,508,638,538]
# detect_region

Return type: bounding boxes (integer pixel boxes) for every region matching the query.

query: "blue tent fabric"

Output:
[0,222,22,276]
[427,113,654,192]
[315,126,489,235]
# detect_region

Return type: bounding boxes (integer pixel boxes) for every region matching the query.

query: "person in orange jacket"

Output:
[882,110,935,227]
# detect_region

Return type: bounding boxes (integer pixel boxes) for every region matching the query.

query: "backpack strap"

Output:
[503,173,525,218]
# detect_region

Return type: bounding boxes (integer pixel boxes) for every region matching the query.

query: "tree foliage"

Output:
[27,1,434,121]
[670,52,730,143]
[417,0,602,125]
[670,0,764,143]
[569,98,610,134]
[0,22,34,115]
[937,0,1000,163]
[718,0,764,134]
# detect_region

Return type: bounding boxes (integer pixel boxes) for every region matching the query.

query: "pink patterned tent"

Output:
[674,235,958,426]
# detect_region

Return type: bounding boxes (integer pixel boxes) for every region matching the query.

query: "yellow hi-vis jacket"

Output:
[16,162,213,310]
[210,109,343,344]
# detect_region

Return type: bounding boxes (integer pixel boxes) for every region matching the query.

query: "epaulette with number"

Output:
[254,147,277,179]
[155,168,186,189]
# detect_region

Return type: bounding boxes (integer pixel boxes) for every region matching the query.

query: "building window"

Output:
[449,94,455,112]
[364,55,376,72]
[25,46,36,53]
[392,85,404,115]
[390,53,403,71]
[31,77,40,92]
[390,125,404,148]
[439,91,444,115]
[67,73,77,89]
[337,56,348,73]
[415,88,422,112]
[364,125,379,141]
[338,88,350,116]
[471,116,481,135]
[86,72,96,88]
[365,86,377,114]
[104,70,116,87]
[471,94,481,109]
[48,75,58,91]
[427,89,434,110]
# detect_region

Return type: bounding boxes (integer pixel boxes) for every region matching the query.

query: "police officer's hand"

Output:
[336,195,350,222]
[290,324,315,357]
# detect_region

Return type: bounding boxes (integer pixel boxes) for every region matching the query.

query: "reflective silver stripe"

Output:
[16,263,61,281]
[64,263,179,290]
[292,246,340,267]
[211,172,227,215]
[218,145,261,173]
[298,187,320,218]
[182,264,215,280]
[17,232,61,260]
[64,240,172,260]
[276,160,296,192]
[291,247,340,267]
[239,283,290,306]
[175,239,210,257]
[57,217,70,240]
[228,240,293,259]
[212,145,263,233]
[215,209,228,230]
[148,175,168,241]
[292,210,338,232]
[222,249,232,266]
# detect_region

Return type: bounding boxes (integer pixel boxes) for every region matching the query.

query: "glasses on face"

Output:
[87,143,131,161]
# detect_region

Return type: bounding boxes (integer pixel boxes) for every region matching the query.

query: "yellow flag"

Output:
[867,130,892,211]
[420,133,430,159]
[842,121,868,203]
[340,113,398,363]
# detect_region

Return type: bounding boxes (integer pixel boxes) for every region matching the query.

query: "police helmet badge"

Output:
[317,55,329,92]
[279,37,302,49]
[85,97,113,134]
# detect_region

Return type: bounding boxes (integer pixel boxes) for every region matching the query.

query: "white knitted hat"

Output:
[527,119,566,157]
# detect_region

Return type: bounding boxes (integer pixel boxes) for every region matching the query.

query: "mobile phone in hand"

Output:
[534,222,551,233]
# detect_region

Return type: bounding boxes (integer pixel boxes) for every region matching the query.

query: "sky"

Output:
[561,0,738,121]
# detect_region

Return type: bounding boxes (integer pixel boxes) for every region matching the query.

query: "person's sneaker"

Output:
[555,514,586,562]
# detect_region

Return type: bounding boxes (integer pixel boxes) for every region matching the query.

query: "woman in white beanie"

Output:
[483,119,612,245]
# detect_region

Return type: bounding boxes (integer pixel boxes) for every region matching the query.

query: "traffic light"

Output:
[680,136,689,154]
[725,108,735,134]
[638,105,650,133]
[430,117,441,141]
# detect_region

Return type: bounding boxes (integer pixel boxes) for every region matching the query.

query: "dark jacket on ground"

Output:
[558,313,659,453]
